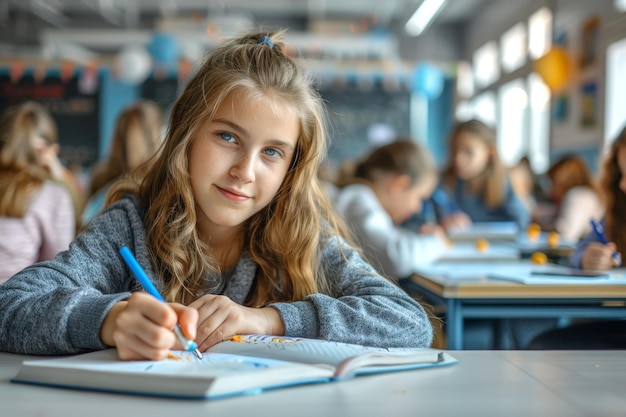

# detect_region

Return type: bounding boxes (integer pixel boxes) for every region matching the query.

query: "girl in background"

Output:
[82,100,163,225]
[533,155,603,242]
[0,31,433,359]
[437,119,530,229]
[571,125,626,270]
[333,140,447,279]
[0,101,75,283]
[528,125,626,349]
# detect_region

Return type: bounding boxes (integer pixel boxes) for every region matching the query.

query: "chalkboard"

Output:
[0,73,100,167]
[321,83,412,162]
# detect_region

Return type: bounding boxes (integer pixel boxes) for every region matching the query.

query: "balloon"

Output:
[412,63,444,100]
[534,46,571,91]
[114,45,151,85]
[148,32,179,67]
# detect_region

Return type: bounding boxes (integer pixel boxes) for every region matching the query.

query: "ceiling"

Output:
[0,0,493,59]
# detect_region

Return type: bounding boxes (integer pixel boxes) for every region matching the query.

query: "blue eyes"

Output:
[217,132,282,159]
[219,132,236,143]
[264,148,280,157]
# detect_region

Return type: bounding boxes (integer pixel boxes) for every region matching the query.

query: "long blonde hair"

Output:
[601,125,626,254]
[109,31,350,306]
[0,101,57,217]
[443,119,507,208]
[89,100,163,197]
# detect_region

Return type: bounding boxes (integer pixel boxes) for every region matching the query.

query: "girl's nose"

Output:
[230,153,255,182]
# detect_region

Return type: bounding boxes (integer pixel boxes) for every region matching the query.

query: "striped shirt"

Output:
[0,181,75,284]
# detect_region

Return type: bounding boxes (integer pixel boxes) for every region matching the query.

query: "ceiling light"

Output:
[405,0,446,37]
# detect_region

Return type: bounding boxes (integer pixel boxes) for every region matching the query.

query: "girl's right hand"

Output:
[442,212,472,231]
[581,242,619,270]
[100,292,198,361]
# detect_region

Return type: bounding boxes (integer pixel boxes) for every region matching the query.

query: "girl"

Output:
[0,101,76,283]
[333,140,447,278]
[0,32,433,360]
[437,119,530,229]
[82,100,163,225]
[528,126,626,349]
[533,155,603,242]
[571,125,626,270]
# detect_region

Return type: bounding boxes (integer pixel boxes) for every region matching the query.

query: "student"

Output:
[571,125,626,270]
[0,31,433,360]
[0,101,76,283]
[533,155,603,242]
[509,155,542,213]
[333,140,447,278]
[82,100,163,226]
[436,119,530,229]
[528,127,626,349]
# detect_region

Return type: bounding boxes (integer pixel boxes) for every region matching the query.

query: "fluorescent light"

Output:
[405,0,446,36]
[616,0,626,11]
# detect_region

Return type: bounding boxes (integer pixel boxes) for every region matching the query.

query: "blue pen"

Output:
[119,246,203,359]
[589,219,622,266]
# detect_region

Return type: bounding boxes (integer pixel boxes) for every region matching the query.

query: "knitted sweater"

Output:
[0,195,433,354]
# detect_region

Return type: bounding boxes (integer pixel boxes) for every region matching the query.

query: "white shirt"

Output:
[333,183,447,278]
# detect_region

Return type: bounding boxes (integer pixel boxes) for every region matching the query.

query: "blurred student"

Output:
[333,140,448,279]
[509,155,542,213]
[571,125,626,270]
[435,119,530,229]
[0,101,75,283]
[533,155,603,242]
[82,100,163,225]
[528,126,626,349]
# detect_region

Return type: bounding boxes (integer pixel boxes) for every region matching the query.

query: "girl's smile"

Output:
[188,91,300,239]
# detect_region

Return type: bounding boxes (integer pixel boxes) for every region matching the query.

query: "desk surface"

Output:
[2,350,626,417]
[412,262,626,299]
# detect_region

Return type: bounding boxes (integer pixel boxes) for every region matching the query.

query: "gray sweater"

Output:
[0,196,433,355]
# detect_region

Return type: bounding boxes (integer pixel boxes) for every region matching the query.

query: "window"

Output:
[528,73,550,173]
[497,78,528,166]
[456,61,474,98]
[528,7,552,60]
[605,37,626,145]
[472,91,496,127]
[501,23,527,72]
[473,41,499,89]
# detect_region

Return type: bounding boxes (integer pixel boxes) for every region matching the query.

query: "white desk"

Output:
[409,261,626,349]
[2,350,626,417]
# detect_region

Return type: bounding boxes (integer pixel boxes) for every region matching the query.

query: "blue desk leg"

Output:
[447,299,463,350]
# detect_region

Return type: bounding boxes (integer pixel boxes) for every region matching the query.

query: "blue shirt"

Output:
[434,178,530,228]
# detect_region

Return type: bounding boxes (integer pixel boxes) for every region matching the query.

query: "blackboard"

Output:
[0,73,100,167]
[321,83,412,162]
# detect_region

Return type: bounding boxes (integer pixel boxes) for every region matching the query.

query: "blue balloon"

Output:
[412,64,444,100]
[148,32,179,67]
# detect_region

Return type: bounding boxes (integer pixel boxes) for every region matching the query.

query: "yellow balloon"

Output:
[534,47,571,91]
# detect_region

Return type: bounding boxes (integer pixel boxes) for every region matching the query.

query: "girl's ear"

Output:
[391,174,412,193]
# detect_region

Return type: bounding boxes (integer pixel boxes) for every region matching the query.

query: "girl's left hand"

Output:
[189,295,285,351]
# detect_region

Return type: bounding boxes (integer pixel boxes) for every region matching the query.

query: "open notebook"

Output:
[12,334,457,400]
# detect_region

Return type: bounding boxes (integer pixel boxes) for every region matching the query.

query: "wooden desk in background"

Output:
[2,350,626,417]
[408,261,626,349]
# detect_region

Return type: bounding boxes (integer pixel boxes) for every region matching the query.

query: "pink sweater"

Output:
[0,181,75,284]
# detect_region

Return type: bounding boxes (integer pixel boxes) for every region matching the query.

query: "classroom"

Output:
[0,0,625,415]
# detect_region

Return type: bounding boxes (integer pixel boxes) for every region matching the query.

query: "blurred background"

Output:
[0,0,624,179]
